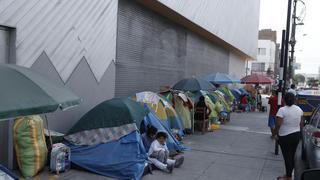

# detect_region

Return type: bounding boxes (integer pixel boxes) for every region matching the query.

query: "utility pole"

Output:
[283,0,293,93]
[275,30,286,155]
[289,0,298,84]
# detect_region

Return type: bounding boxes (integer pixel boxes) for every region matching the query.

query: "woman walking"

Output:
[275,93,304,180]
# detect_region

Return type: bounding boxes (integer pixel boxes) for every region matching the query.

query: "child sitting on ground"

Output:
[148,131,183,173]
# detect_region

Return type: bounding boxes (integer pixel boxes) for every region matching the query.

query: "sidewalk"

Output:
[144,111,284,180]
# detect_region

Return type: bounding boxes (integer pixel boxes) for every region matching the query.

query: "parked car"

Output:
[297,90,320,122]
[301,169,320,180]
[302,105,320,168]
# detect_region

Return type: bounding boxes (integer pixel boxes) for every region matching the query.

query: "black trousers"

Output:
[278,131,300,177]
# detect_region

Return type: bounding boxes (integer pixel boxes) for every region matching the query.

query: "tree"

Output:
[307,78,319,87]
[293,74,305,84]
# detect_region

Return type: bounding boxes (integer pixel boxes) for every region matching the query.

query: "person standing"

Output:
[240,95,249,112]
[268,90,279,138]
[288,84,297,96]
[275,93,304,180]
[256,91,262,111]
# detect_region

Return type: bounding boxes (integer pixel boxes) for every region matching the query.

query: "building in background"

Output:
[248,29,280,77]
[0,0,260,165]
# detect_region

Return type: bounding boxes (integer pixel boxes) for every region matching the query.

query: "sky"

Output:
[259,0,320,75]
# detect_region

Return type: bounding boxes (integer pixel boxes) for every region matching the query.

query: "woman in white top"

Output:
[275,92,304,180]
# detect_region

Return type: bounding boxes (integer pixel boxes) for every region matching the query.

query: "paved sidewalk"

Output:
[144,111,284,180]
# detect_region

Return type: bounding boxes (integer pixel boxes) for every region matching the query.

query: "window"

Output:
[258,48,266,55]
[251,62,265,72]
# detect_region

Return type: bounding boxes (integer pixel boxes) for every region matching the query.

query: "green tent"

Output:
[172,77,216,92]
[68,98,146,135]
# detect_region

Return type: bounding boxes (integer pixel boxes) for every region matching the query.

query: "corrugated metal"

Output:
[157,0,260,58]
[115,0,229,97]
[0,0,118,82]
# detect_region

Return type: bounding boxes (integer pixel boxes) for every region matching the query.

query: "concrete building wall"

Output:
[30,53,115,133]
[257,39,276,71]
[228,52,246,79]
[157,0,260,58]
[259,29,277,43]
[0,0,118,132]
[0,1,118,166]
[115,0,229,96]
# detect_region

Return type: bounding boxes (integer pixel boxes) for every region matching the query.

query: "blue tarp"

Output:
[239,88,249,95]
[0,164,18,180]
[66,131,147,180]
[143,106,187,152]
[231,89,241,102]
[159,113,185,137]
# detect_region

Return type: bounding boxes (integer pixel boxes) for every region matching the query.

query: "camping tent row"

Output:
[11,89,248,180]
[64,92,188,180]
[64,88,245,179]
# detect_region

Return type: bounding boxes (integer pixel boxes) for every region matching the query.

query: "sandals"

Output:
[277,176,292,180]
[277,176,286,180]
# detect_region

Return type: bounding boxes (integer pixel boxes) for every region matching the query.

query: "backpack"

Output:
[50,143,71,174]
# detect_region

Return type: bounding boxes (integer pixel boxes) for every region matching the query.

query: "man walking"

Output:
[268,90,282,138]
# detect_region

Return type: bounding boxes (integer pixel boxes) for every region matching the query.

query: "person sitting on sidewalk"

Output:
[148,131,183,173]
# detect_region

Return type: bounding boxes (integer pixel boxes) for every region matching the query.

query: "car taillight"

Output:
[312,131,320,147]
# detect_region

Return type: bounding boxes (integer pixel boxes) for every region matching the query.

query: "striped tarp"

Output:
[64,123,137,146]
[13,116,47,178]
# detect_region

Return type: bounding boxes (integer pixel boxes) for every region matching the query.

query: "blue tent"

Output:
[239,88,249,95]
[142,105,187,152]
[131,92,184,137]
[205,72,240,84]
[231,89,241,102]
[66,131,147,180]
[64,98,148,180]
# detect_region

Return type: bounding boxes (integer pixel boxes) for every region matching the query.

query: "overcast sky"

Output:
[259,0,320,74]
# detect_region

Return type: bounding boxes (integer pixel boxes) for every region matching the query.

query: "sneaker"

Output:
[174,156,184,168]
[166,164,174,173]
[143,163,153,175]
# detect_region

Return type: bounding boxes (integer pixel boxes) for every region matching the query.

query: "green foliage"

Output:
[293,74,306,84]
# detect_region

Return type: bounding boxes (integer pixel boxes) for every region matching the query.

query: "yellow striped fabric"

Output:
[13,115,48,178]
